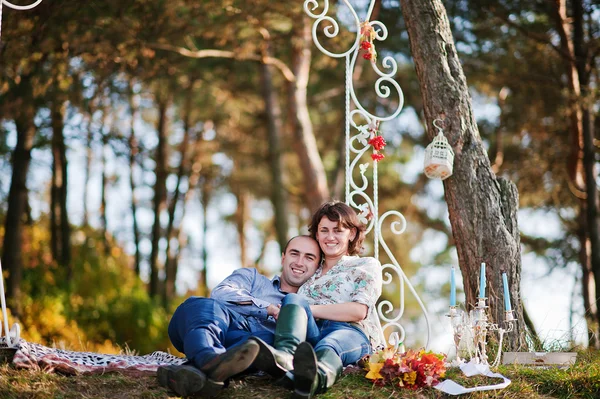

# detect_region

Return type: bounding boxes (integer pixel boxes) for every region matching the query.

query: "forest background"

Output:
[0,0,598,356]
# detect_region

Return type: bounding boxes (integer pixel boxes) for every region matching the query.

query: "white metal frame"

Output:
[0,0,43,40]
[304,0,431,349]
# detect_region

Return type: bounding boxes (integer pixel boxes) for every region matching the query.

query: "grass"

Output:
[0,350,598,399]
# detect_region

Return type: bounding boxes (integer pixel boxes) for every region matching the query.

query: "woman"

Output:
[252,201,384,399]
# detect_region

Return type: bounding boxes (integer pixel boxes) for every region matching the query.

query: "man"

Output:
[158,235,321,397]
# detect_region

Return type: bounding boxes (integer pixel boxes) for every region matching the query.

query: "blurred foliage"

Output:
[3,222,171,354]
[0,0,598,353]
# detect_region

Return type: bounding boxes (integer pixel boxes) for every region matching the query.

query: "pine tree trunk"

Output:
[288,15,329,212]
[2,103,36,318]
[552,0,600,344]
[572,0,600,340]
[82,109,93,228]
[164,91,193,305]
[578,208,599,348]
[401,0,527,350]
[50,99,71,276]
[149,97,170,299]
[127,87,142,277]
[100,110,110,257]
[200,179,211,296]
[234,187,249,267]
[260,34,290,252]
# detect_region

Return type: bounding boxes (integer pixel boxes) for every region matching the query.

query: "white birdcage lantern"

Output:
[424,120,454,180]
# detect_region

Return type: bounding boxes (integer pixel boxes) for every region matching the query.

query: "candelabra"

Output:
[448,298,515,367]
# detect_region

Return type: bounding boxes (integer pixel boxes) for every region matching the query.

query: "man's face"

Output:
[280,236,321,291]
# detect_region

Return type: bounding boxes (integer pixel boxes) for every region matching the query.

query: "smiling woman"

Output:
[251,201,385,399]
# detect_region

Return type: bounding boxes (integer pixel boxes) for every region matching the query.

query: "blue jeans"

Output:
[315,320,371,366]
[168,297,274,369]
[280,294,371,366]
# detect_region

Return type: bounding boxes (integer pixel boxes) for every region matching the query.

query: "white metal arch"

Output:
[304,0,432,350]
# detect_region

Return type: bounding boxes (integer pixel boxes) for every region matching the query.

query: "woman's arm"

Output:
[310,302,368,322]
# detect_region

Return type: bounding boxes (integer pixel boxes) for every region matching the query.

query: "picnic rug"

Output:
[1,337,186,376]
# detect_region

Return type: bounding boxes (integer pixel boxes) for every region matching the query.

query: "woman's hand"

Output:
[310,302,368,322]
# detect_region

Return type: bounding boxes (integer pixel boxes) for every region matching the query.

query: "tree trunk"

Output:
[260,32,290,251]
[2,103,36,318]
[401,0,527,350]
[572,0,600,338]
[288,15,329,212]
[233,186,249,267]
[82,110,93,228]
[127,87,142,277]
[50,99,71,276]
[100,109,110,257]
[577,209,599,347]
[163,90,193,305]
[149,96,170,299]
[552,0,600,343]
[199,178,212,295]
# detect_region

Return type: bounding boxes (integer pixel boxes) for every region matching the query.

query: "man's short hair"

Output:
[282,235,322,263]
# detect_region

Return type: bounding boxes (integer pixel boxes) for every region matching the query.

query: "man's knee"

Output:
[183,296,218,307]
[183,297,229,315]
[282,293,308,307]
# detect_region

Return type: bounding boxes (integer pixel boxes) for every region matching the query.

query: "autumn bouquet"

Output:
[363,347,447,389]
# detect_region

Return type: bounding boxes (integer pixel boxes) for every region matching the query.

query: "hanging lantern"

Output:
[424,119,454,180]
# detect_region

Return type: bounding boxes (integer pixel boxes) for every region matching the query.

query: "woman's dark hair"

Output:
[308,201,366,256]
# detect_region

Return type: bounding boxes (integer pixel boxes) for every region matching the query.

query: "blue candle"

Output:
[502,271,512,311]
[450,267,456,306]
[479,262,486,298]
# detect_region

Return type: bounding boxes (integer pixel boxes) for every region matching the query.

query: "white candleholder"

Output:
[447,298,515,367]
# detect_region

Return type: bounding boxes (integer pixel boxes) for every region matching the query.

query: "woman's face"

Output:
[316,216,356,259]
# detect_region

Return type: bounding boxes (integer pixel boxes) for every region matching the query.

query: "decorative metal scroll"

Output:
[0,0,43,40]
[304,0,431,349]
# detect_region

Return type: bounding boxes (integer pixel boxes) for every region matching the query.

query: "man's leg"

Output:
[225,329,274,348]
[167,297,228,368]
[159,297,259,397]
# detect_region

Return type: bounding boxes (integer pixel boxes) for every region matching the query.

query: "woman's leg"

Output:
[314,321,371,366]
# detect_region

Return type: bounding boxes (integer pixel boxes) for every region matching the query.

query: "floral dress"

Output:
[298,255,385,349]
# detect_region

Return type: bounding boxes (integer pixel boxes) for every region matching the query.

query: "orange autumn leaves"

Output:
[363,347,447,389]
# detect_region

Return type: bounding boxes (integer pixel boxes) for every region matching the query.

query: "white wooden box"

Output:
[502,352,577,367]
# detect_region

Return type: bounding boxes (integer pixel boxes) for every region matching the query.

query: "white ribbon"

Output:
[434,360,511,395]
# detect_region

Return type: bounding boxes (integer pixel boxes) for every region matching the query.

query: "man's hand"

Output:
[267,304,281,320]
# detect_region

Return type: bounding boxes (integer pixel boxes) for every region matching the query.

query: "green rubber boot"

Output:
[251,303,308,379]
[291,342,342,399]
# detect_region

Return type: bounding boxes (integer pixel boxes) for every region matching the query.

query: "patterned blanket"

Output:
[1,338,186,376]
